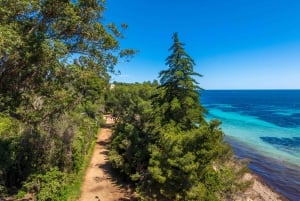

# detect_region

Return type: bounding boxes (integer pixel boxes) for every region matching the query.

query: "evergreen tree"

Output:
[107,34,249,201]
[154,32,206,130]
[146,33,243,201]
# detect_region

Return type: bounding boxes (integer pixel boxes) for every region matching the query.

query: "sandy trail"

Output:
[78,116,135,201]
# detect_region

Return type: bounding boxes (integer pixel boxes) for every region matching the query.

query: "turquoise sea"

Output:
[201,90,300,201]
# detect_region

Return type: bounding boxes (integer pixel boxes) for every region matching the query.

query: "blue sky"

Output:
[105,0,300,89]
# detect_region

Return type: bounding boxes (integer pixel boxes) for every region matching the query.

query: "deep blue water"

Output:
[201,90,300,201]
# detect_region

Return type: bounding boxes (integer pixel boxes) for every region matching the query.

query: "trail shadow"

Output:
[101,123,114,129]
[96,140,110,146]
[97,155,137,200]
[117,198,135,201]
[99,150,109,155]
[96,118,138,201]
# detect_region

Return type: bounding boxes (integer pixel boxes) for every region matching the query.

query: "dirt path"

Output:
[78,116,136,201]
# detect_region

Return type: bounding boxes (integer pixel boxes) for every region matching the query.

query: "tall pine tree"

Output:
[155,32,206,130]
[108,33,248,201]
[147,33,240,201]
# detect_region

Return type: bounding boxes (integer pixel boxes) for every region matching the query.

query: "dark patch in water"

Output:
[202,90,300,128]
[256,113,300,128]
[260,137,300,148]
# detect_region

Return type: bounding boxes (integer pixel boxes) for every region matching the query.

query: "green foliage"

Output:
[0,0,135,120]
[0,111,99,198]
[105,81,157,123]
[153,32,206,130]
[0,0,135,105]
[108,34,248,201]
[0,185,7,197]
[0,0,134,199]
[147,121,233,200]
[0,114,13,135]
[23,168,67,201]
[108,82,158,182]
[57,135,100,201]
[109,122,149,181]
[16,190,26,199]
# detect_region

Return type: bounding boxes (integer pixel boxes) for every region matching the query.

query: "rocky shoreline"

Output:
[236,172,288,201]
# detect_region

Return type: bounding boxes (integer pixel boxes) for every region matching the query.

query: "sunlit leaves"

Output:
[0,0,135,116]
[0,0,134,198]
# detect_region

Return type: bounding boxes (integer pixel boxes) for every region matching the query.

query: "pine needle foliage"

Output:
[154,32,206,130]
[109,34,247,201]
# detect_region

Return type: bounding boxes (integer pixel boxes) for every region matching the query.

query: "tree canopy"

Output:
[0,0,134,122]
[0,1,248,199]
[0,0,134,199]
[109,34,248,201]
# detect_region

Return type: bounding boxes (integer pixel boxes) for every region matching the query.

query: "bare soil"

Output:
[78,116,136,201]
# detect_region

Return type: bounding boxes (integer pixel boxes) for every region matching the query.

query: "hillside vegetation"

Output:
[108,34,248,201]
[0,1,134,200]
[0,1,246,200]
